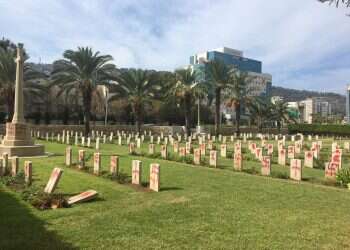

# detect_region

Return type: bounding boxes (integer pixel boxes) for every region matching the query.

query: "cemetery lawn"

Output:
[1,140,350,249]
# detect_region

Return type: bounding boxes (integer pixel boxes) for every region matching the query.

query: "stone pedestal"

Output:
[0,123,44,157]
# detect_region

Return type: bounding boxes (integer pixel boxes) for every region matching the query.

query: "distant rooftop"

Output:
[211,47,243,57]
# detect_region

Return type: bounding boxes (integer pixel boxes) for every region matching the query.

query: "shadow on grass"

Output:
[0,188,77,250]
[160,187,183,191]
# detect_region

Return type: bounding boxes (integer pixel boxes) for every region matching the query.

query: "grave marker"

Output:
[44,167,63,194]
[185,142,191,154]
[78,150,85,169]
[278,148,286,166]
[93,152,101,175]
[24,161,32,185]
[65,147,72,166]
[161,145,168,159]
[287,146,295,159]
[149,163,160,192]
[255,148,262,161]
[267,144,273,155]
[209,150,217,168]
[179,147,186,157]
[193,148,201,165]
[132,160,142,185]
[149,143,155,155]
[67,190,98,205]
[2,153,8,170]
[331,151,342,169]
[290,159,302,181]
[110,155,119,176]
[233,152,242,171]
[200,143,206,156]
[304,151,313,168]
[220,144,227,158]
[325,162,339,179]
[11,157,19,176]
[261,156,271,176]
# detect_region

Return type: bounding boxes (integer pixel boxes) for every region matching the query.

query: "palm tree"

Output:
[167,68,206,136]
[109,69,160,133]
[248,97,271,133]
[271,100,293,133]
[0,47,44,121]
[51,47,117,136]
[319,0,350,7]
[225,70,254,135]
[206,59,231,136]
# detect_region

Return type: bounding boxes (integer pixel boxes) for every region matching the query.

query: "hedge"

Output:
[288,124,350,136]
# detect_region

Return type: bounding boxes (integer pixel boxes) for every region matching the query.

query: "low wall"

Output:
[0,123,289,136]
[0,124,185,136]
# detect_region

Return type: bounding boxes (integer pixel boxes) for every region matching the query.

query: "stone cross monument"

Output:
[0,44,45,157]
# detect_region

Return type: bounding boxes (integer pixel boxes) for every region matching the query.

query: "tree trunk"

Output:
[135,110,141,134]
[258,118,263,133]
[277,121,281,134]
[83,90,92,137]
[235,103,241,136]
[214,88,221,136]
[134,102,142,134]
[184,94,192,137]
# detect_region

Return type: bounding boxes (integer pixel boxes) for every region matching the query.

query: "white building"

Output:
[299,97,332,124]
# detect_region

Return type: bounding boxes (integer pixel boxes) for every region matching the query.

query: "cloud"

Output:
[0,0,349,93]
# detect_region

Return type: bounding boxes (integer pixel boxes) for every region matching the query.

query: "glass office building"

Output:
[189,47,272,97]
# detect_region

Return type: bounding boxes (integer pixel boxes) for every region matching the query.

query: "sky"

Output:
[0,0,349,94]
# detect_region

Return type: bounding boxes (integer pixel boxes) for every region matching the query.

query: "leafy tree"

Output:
[51,47,117,136]
[0,47,44,121]
[0,38,28,58]
[319,0,350,7]
[109,69,160,133]
[206,59,231,136]
[270,100,293,133]
[225,70,254,135]
[166,68,207,136]
[248,97,272,132]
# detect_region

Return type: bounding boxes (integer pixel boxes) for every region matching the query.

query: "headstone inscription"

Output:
[149,163,160,192]
[132,160,142,185]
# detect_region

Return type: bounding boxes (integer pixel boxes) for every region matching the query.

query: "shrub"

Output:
[21,186,68,210]
[0,172,25,188]
[336,168,350,187]
[288,124,350,136]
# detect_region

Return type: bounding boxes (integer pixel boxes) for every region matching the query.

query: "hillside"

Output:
[271,86,346,114]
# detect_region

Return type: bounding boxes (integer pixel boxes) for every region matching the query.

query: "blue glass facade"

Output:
[189,48,271,98]
[207,51,262,73]
[190,51,262,74]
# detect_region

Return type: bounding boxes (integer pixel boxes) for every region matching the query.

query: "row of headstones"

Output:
[0,152,99,205]
[250,140,343,180]
[132,137,342,182]
[65,148,160,192]
[0,153,32,184]
[31,128,320,147]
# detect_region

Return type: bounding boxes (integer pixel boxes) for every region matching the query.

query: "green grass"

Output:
[1,139,350,249]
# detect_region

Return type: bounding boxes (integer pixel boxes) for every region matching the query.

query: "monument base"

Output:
[0,122,46,157]
[0,144,45,157]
